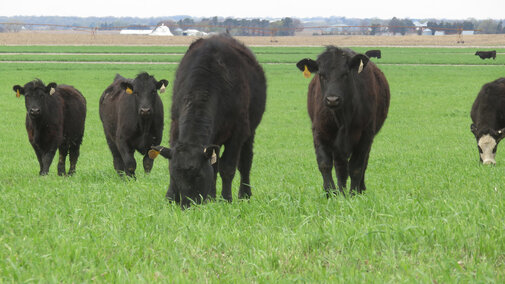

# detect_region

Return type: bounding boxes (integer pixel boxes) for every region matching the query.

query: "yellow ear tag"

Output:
[16,90,20,98]
[303,65,311,78]
[148,149,160,159]
[126,87,133,94]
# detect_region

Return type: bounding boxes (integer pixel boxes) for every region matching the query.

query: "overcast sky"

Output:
[3,0,504,20]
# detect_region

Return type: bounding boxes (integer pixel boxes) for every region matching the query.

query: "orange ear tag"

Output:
[16,90,20,98]
[126,87,133,94]
[148,149,160,159]
[303,65,311,78]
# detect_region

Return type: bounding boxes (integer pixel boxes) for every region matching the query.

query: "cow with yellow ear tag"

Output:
[296,47,390,196]
[99,72,169,178]
[12,79,86,176]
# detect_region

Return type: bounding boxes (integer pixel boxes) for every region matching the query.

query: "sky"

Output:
[3,0,504,20]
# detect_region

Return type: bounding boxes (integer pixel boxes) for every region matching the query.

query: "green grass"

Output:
[1,46,505,282]
[1,46,504,65]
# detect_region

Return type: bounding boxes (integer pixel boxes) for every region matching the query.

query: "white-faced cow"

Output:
[470,77,505,165]
[151,34,266,208]
[297,47,390,196]
[13,80,86,176]
[99,72,168,177]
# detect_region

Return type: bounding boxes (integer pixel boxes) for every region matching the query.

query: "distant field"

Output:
[1,46,505,282]
[2,31,505,46]
[1,46,505,65]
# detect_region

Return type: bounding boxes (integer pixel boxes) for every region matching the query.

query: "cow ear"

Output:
[203,145,220,165]
[497,128,505,142]
[156,79,169,93]
[13,85,24,98]
[121,82,134,95]
[149,145,172,159]
[349,54,369,74]
[296,59,318,78]
[46,82,57,95]
[470,124,478,137]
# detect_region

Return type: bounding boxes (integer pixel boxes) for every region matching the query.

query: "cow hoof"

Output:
[238,188,252,199]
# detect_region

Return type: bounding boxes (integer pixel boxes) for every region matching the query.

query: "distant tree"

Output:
[370,24,381,35]
[496,21,503,34]
[477,19,499,34]
[388,17,414,35]
[178,18,195,30]
[388,17,402,35]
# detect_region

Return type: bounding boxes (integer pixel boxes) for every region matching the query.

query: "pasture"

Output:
[1,45,505,282]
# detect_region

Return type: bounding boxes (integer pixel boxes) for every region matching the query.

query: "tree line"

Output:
[1,16,504,35]
[160,17,303,36]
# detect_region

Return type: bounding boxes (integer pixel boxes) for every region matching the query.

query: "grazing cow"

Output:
[470,77,505,165]
[475,51,496,60]
[99,72,168,177]
[365,49,381,59]
[296,47,390,196]
[12,80,86,176]
[152,34,266,208]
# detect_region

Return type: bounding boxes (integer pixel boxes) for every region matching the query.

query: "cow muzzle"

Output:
[482,158,496,165]
[29,107,41,117]
[325,96,342,108]
[139,107,152,116]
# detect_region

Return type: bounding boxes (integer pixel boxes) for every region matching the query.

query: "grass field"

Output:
[1,46,505,282]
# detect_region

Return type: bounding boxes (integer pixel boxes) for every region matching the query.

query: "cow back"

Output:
[471,77,505,132]
[171,34,266,146]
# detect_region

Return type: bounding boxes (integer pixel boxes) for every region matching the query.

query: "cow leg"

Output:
[349,138,372,195]
[358,152,371,194]
[40,148,57,176]
[238,135,254,199]
[68,144,81,176]
[32,145,44,175]
[118,141,136,178]
[57,143,69,176]
[143,154,154,174]
[105,138,125,174]
[315,143,336,197]
[219,140,243,202]
[333,152,348,196]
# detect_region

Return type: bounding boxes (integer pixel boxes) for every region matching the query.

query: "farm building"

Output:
[119,24,173,36]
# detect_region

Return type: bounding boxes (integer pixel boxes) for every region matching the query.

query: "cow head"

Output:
[471,124,505,165]
[297,47,369,109]
[13,80,57,119]
[150,143,219,208]
[120,72,168,118]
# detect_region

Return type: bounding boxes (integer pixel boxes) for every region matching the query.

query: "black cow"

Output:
[296,47,390,196]
[99,72,168,177]
[470,77,505,165]
[13,80,86,176]
[475,51,496,60]
[152,35,266,208]
[365,49,381,59]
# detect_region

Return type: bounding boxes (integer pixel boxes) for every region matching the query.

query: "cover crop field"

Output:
[1,45,504,282]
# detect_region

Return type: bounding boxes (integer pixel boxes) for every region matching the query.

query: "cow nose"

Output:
[30,108,40,116]
[483,159,496,165]
[139,107,151,116]
[325,96,341,106]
